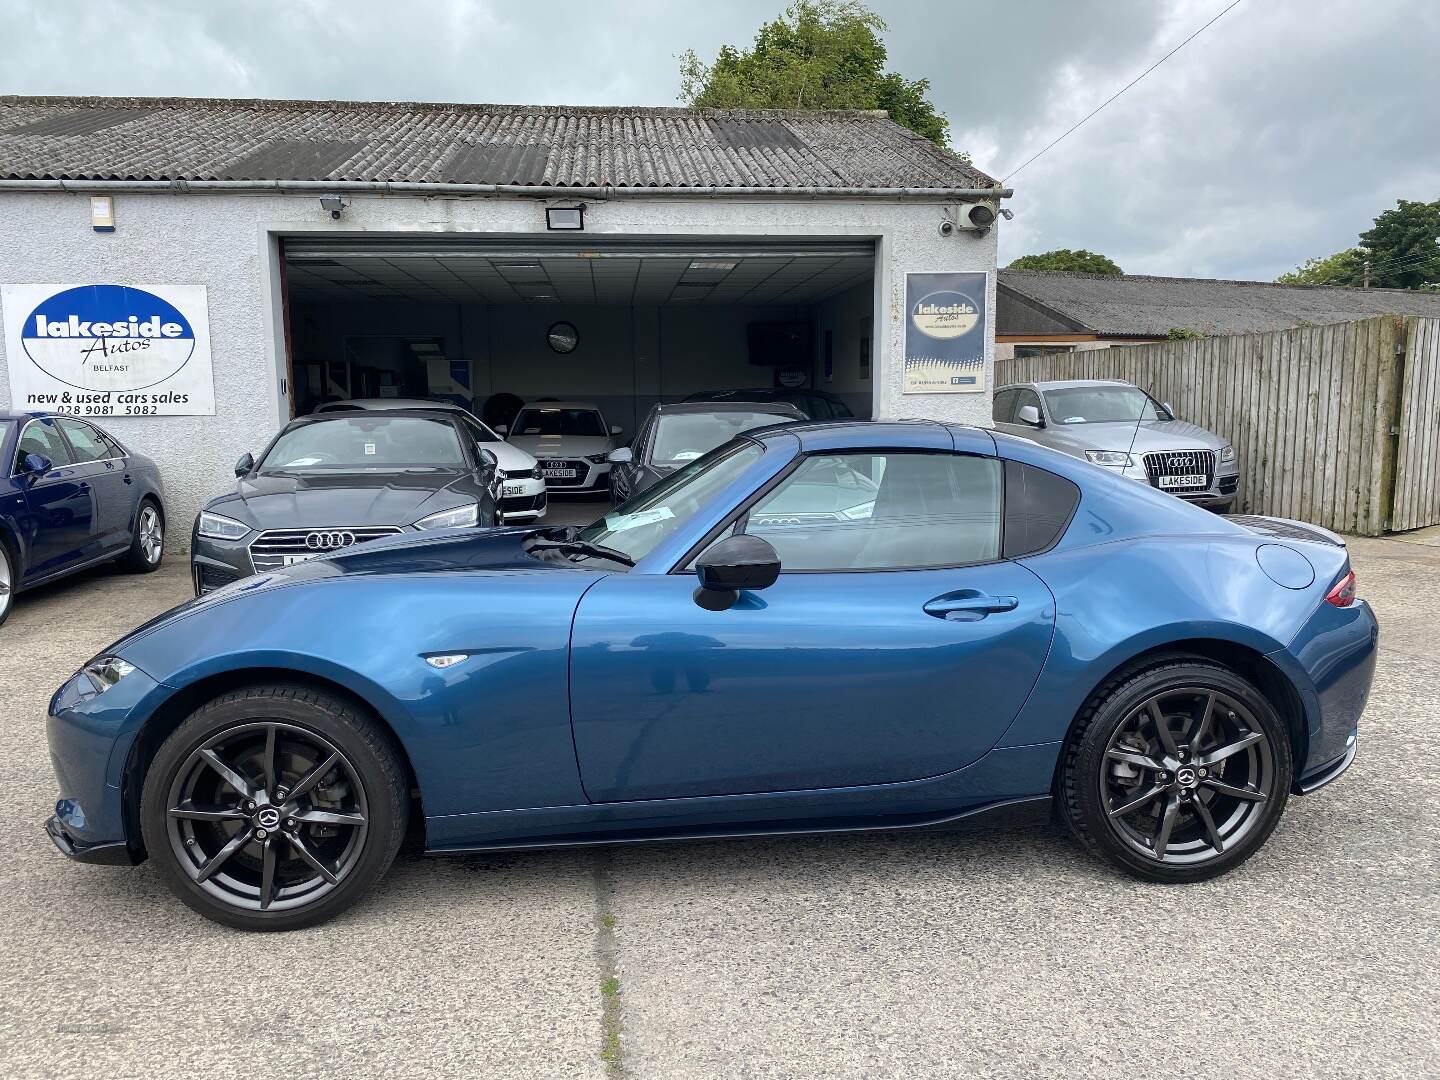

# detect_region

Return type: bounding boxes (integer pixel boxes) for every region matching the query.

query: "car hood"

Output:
[206,470,477,530]
[507,434,612,459]
[1045,419,1227,454]
[485,441,537,472]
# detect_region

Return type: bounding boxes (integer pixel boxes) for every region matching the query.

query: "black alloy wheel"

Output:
[141,686,408,930]
[1062,659,1292,882]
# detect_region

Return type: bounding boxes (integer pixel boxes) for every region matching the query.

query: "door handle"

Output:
[923,593,1019,622]
[78,481,90,492]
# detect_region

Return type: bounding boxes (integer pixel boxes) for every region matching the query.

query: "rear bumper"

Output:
[45,815,137,865]
[1296,729,1358,794]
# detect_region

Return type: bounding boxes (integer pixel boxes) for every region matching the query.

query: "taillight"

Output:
[1325,569,1356,607]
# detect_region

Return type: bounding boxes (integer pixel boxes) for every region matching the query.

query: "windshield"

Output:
[514,407,605,437]
[650,411,793,466]
[260,416,465,472]
[1043,386,1171,424]
[577,439,763,563]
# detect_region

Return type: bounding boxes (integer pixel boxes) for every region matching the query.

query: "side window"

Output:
[1003,460,1081,558]
[992,389,1018,423]
[15,419,76,472]
[740,451,1002,571]
[57,419,111,463]
[98,429,128,459]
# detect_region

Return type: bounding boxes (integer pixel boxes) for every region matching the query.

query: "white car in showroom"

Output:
[500,400,622,494]
[313,398,547,521]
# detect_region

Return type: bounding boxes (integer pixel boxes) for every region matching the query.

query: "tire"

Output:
[0,539,14,628]
[1060,657,1292,883]
[140,685,409,931]
[121,499,165,573]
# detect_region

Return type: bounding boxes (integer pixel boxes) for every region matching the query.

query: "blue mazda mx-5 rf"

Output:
[45,420,1377,930]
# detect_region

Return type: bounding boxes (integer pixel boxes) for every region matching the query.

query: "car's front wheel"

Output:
[140,685,409,930]
[1060,658,1292,882]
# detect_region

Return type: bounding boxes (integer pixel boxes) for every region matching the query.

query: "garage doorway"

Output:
[279,236,877,438]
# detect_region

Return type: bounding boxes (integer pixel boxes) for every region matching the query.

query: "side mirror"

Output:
[233,452,254,478]
[694,534,780,610]
[609,424,623,436]
[607,447,633,464]
[20,452,52,479]
[1163,402,1175,418]
[478,448,499,470]
[494,424,508,437]
[1017,404,1044,427]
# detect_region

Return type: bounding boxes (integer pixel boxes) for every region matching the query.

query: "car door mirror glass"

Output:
[478,448,498,469]
[1163,402,1175,419]
[694,534,781,610]
[610,424,623,436]
[21,452,52,477]
[1017,404,1043,427]
[607,447,633,464]
[494,424,508,437]
[233,452,254,478]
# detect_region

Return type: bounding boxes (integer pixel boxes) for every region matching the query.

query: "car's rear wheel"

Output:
[121,500,165,573]
[140,685,409,930]
[0,541,13,628]
[1061,658,1291,882]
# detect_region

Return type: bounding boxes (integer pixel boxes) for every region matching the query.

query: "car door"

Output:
[13,418,95,579]
[568,448,1056,803]
[56,418,130,554]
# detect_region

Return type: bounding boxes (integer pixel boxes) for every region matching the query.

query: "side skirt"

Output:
[425,795,1054,856]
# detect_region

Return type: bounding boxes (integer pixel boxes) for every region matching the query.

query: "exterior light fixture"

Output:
[546,205,585,231]
[89,195,115,233]
[319,194,348,219]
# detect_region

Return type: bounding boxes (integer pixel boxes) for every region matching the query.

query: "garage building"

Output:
[0,96,1007,541]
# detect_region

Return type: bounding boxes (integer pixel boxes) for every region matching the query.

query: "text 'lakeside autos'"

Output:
[190,409,503,594]
[47,419,1376,930]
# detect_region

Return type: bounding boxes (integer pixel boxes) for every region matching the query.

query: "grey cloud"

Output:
[0,0,1435,280]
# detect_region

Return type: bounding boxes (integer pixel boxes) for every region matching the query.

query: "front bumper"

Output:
[499,476,547,521]
[45,663,166,864]
[536,459,611,493]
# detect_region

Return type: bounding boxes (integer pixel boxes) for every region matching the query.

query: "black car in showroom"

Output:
[607,401,805,503]
[191,410,499,595]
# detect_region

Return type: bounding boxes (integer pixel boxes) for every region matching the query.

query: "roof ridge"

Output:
[1000,267,1433,297]
[0,93,904,121]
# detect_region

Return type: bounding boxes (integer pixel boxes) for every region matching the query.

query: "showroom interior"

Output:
[281,235,878,438]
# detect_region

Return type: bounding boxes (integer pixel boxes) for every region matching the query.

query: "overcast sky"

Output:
[2,0,1436,280]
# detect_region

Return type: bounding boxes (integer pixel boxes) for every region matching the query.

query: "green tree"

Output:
[1360,199,1440,289]
[1275,248,1367,287]
[1277,200,1440,290]
[1006,249,1123,275]
[679,1,953,149]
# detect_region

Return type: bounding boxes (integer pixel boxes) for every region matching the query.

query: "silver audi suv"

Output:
[993,379,1239,511]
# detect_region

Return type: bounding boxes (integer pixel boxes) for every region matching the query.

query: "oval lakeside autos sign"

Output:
[2,283,216,416]
[902,271,988,395]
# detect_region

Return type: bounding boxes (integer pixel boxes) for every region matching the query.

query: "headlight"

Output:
[1084,451,1133,466]
[83,656,136,694]
[197,511,250,541]
[413,503,479,530]
[1220,445,1236,462]
[586,453,611,464]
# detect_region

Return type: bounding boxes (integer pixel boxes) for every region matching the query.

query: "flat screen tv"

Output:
[747,321,814,367]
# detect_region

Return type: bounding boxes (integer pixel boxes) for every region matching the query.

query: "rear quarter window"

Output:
[1003,460,1081,558]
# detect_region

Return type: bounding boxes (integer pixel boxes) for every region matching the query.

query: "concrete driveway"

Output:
[0,528,1435,1079]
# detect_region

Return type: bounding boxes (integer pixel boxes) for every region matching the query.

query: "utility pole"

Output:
[1363,258,1371,288]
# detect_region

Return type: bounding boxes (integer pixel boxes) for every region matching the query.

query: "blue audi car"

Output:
[45,420,1376,930]
[1,413,166,626]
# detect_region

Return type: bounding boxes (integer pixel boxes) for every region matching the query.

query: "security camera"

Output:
[938,219,956,237]
[319,194,347,219]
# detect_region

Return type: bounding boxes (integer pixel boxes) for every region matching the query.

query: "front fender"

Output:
[114,569,604,817]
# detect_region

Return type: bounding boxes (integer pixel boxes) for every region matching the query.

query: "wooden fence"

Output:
[996,316,1440,535]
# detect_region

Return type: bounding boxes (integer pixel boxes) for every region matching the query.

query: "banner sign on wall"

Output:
[902,271,988,394]
[2,283,215,416]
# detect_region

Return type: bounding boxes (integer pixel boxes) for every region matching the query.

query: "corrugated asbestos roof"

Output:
[0,95,998,191]
[998,269,1440,337]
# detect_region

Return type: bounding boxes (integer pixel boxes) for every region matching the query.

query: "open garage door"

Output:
[279,235,877,436]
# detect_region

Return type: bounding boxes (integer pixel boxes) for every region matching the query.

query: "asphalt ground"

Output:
[0,508,1435,1079]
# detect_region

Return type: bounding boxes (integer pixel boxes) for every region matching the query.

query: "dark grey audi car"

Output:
[191,410,499,595]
